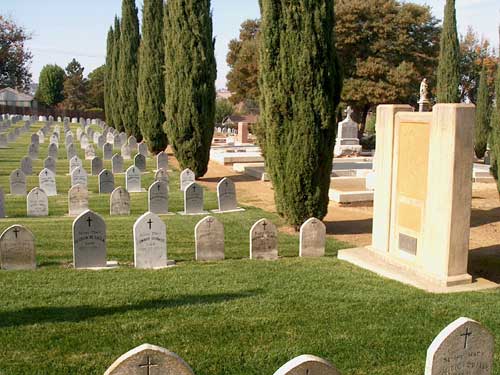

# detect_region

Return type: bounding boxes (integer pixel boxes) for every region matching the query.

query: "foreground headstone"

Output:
[274,355,341,375]
[111,154,124,174]
[148,181,169,215]
[71,166,88,187]
[68,184,89,217]
[180,168,195,191]
[0,225,36,270]
[104,343,195,375]
[182,182,206,215]
[300,218,326,257]
[99,169,115,194]
[39,168,57,196]
[250,219,278,260]
[110,187,131,216]
[156,151,168,171]
[72,210,107,269]
[195,216,224,261]
[425,317,494,375]
[134,153,146,172]
[215,177,243,212]
[133,212,168,269]
[126,166,142,192]
[10,169,26,196]
[27,187,49,217]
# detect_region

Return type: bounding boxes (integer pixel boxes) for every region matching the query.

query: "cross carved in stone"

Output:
[147,219,153,230]
[138,356,158,375]
[207,217,214,229]
[86,216,92,227]
[13,227,20,238]
[262,221,268,231]
[345,106,354,120]
[461,327,472,349]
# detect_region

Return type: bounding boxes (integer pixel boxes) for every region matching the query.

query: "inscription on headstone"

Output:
[99,169,115,194]
[250,219,278,260]
[126,166,142,193]
[110,187,131,216]
[180,168,195,191]
[72,210,107,269]
[148,181,169,215]
[39,168,57,196]
[27,187,49,216]
[68,184,89,217]
[195,216,224,261]
[133,212,168,269]
[9,169,26,196]
[0,225,36,270]
[299,218,326,257]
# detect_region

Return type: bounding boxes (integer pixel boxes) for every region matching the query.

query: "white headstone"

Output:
[133,212,168,269]
[39,168,57,196]
[80,134,89,149]
[68,184,89,217]
[71,166,88,187]
[126,166,142,193]
[195,216,224,261]
[28,143,38,159]
[148,181,169,215]
[216,178,241,212]
[183,182,205,214]
[0,225,36,270]
[99,169,115,194]
[27,187,49,217]
[299,218,326,257]
[10,169,26,196]
[69,155,83,174]
[250,219,278,260]
[110,187,131,216]
[180,168,195,191]
[128,135,137,150]
[72,210,107,269]
[121,144,131,160]
[274,355,341,375]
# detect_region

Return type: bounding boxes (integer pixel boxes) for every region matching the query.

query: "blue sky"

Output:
[3,0,499,89]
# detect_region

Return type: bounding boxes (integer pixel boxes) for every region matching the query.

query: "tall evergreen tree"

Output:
[258,0,343,227]
[119,0,141,139]
[474,65,491,158]
[138,0,167,153]
[436,0,460,103]
[164,0,216,177]
[490,35,500,194]
[111,17,124,131]
[104,26,114,125]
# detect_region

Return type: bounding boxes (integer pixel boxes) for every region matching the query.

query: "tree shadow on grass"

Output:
[470,207,500,227]
[0,289,263,328]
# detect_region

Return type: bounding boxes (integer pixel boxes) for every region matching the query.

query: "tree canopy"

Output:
[61,59,87,111]
[36,64,65,106]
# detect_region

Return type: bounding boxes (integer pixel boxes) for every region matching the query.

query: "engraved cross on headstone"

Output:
[13,227,20,238]
[192,184,197,193]
[147,219,153,230]
[86,216,92,227]
[262,221,268,231]
[207,217,214,229]
[461,327,472,349]
[138,356,158,375]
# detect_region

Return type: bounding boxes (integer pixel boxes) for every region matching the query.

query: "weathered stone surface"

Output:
[111,154,124,174]
[425,317,495,375]
[104,343,195,375]
[99,169,115,194]
[128,135,137,150]
[126,166,142,193]
[155,168,168,184]
[103,142,113,160]
[39,168,57,196]
[28,143,38,159]
[121,144,131,160]
[250,219,278,260]
[156,151,168,171]
[66,143,76,160]
[299,218,326,257]
[0,225,36,270]
[180,168,195,191]
[138,142,148,157]
[91,156,103,176]
[183,182,205,214]
[69,155,82,174]
[10,169,26,196]
[110,187,131,216]
[134,153,146,172]
[43,156,57,174]
[274,355,341,375]
[48,143,58,159]
[80,134,89,149]
[72,210,107,269]
[71,166,88,187]
[68,184,89,217]
[148,181,169,215]
[0,187,4,218]
[217,177,240,212]
[133,212,167,269]
[20,156,32,175]
[195,216,224,261]
[27,187,49,217]
[31,133,39,145]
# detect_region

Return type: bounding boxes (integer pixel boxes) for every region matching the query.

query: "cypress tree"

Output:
[138,0,167,153]
[111,17,124,131]
[490,53,500,193]
[436,0,460,103]
[474,65,491,158]
[258,0,343,227]
[164,0,216,177]
[119,0,141,140]
[104,26,114,126]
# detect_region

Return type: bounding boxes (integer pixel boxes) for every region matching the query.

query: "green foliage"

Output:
[258,0,342,227]
[104,26,114,125]
[164,0,217,178]
[87,65,105,110]
[226,19,260,105]
[61,59,87,111]
[365,114,376,135]
[118,0,141,139]
[436,0,460,103]
[36,64,65,106]
[110,17,123,131]
[138,0,167,154]
[215,99,234,124]
[491,58,500,194]
[474,65,491,158]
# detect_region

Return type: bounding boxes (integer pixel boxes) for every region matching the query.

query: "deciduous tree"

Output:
[36,64,65,106]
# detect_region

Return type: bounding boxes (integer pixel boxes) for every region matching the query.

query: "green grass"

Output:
[0,122,499,375]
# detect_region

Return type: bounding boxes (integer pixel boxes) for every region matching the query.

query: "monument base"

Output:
[178,211,209,216]
[334,144,362,158]
[211,208,246,214]
[338,247,498,294]
[76,260,120,271]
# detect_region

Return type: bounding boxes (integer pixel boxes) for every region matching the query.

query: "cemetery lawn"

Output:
[0,123,499,375]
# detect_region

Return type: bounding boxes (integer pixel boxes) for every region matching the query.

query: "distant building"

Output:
[222,114,258,127]
[216,89,233,101]
[0,88,37,108]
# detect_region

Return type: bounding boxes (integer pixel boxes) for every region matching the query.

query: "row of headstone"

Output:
[9,168,57,197]
[100,317,495,374]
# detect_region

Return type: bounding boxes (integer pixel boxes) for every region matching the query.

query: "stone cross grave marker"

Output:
[148,181,169,215]
[216,177,242,212]
[126,166,142,192]
[180,168,195,191]
[250,219,278,260]
[91,156,104,176]
[71,166,88,187]
[66,143,76,160]
[157,151,168,171]
[155,168,168,184]
[195,216,224,261]
[121,144,131,160]
[68,184,89,217]
[111,154,124,174]
[104,343,195,375]
[99,169,115,194]
[72,210,107,269]
[39,168,57,196]
[134,153,146,172]
[425,317,495,375]
[133,212,168,269]
[110,187,131,216]
[274,355,342,375]
[85,144,96,160]
[299,218,326,257]
[43,156,57,174]
[27,187,49,217]
[48,143,58,159]
[69,155,82,174]
[0,225,36,270]
[103,143,113,160]
[20,156,33,175]
[183,182,206,215]
[10,169,26,196]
